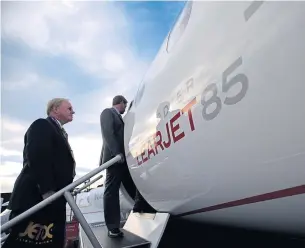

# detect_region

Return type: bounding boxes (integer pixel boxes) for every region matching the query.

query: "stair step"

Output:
[80,223,151,248]
[123,212,170,248]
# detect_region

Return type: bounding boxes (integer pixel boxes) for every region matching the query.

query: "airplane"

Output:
[1,1,305,247]
[69,1,305,244]
[118,0,305,237]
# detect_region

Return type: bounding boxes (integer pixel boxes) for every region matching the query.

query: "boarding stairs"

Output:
[0,155,170,248]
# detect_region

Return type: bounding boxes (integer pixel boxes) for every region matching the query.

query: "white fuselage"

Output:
[121,1,305,236]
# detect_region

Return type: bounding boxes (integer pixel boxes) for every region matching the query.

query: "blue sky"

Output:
[0,1,185,192]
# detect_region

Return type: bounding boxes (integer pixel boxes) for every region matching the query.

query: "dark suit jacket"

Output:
[99,108,125,165]
[8,117,75,212]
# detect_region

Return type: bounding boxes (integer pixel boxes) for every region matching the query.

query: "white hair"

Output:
[46,98,69,115]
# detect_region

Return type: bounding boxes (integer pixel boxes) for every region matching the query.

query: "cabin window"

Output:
[134,81,145,108]
[166,1,193,53]
[128,100,134,112]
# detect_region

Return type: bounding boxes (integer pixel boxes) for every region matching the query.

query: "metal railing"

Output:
[1,155,122,248]
[67,173,104,221]
[72,174,104,196]
[1,233,9,244]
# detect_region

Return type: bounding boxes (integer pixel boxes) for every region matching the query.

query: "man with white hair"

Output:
[2,98,76,248]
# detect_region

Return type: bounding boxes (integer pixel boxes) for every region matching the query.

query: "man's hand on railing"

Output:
[42,191,56,200]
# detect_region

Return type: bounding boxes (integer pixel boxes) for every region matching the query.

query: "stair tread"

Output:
[80,222,150,248]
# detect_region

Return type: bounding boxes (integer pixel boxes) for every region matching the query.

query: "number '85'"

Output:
[201,56,249,121]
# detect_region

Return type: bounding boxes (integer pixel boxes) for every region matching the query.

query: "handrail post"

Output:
[64,191,102,248]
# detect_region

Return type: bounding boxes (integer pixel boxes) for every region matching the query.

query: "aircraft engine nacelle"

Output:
[70,187,133,224]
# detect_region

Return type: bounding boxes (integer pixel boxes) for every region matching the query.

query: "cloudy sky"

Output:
[1,1,185,193]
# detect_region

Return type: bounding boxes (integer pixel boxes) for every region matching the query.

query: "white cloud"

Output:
[1,117,27,133]
[0,148,22,157]
[69,135,103,173]
[72,60,148,125]
[0,161,22,177]
[1,117,27,192]
[1,1,151,192]
[1,177,17,193]
[2,71,65,93]
[3,73,38,91]
[102,51,125,73]
[2,0,148,121]
[1,117,28,151]
[0,161,23,193]
[2,1,137,79]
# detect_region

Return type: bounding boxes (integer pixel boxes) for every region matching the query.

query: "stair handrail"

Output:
[1,155,122,248]
[68,173,104,221]
[72,173,104,196]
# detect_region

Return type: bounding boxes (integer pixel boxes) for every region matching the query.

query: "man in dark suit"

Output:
[2,98,76,248]
[99,95,128,238]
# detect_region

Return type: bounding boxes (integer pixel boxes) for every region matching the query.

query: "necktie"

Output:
[61,127,68,140]
[61,127,76,177]
[50,117,75,177]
